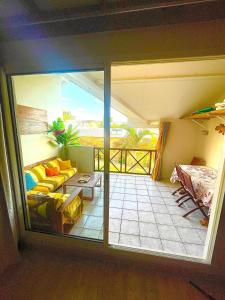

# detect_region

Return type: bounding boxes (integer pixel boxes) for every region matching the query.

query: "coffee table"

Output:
[62,173,102,201]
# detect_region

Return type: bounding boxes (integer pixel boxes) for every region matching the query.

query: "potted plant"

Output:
[48,118,80,159]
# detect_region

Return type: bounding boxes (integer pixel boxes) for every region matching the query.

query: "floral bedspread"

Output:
[170,165,217,208]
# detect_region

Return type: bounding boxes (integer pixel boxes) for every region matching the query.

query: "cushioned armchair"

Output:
[27,188,83,233]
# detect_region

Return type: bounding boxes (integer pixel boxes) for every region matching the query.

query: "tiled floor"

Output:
[69,173,208,258]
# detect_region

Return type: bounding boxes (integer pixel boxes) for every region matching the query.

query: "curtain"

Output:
[152,122,170,181]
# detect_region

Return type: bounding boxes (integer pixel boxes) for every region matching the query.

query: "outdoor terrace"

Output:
[66,173,207,258]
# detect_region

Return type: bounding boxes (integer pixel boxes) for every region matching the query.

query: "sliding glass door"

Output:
[10,69,107,241]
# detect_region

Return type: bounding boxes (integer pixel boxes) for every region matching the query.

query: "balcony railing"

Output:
[94,147,157,175]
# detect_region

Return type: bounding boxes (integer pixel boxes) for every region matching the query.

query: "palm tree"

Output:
[114,125,153,149]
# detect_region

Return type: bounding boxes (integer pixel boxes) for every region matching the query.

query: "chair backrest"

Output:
[175,164,185,186]
[191,156,206,166]
[180,169,196,199]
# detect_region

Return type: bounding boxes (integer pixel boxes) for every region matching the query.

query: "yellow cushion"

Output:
[48,192,82,220]
[27,190,83,221]
[33,185,50,193]
[35,181,55,192]
[59,168,77,179]
[47,159,60,172]
[59,160,72,170]
[45,175,65,188]
[32,165,46,181]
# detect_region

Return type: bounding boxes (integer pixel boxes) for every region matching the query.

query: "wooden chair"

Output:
[191,157,206,166]
[27,188,83,234]
[172,164,191,204]
[180,169,208,219]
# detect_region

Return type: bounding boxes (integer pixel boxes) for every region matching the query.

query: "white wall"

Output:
[12,74,63,166]
[195,118,225,169]
[161,117,225,179]
[161,119,198,179]
[68,146,94,173]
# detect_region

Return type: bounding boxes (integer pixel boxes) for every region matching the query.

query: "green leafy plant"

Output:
[48,118,80,147]
[113,125,153,149]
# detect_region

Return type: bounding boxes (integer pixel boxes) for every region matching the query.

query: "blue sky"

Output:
[61,82,127,123]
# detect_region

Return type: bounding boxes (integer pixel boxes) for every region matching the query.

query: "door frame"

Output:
[2,55,225,267]
[3,66,110,250]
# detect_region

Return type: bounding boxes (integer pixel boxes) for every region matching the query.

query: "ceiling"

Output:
[87,59,225,126]
[0,1,224,41]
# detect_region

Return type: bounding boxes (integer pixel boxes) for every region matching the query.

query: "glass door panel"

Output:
[11,70,105,241]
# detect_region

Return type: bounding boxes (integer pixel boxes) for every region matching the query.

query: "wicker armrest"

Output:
[58,187,83,213]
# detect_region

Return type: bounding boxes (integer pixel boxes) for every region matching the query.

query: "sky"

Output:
[61,81,127,123]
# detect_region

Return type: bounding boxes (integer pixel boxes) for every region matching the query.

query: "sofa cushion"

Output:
[33,181,55,192]
[32,165,47,181]
[33,185,51,193]
[43,175,65,189]
[59,160,72,170]
[25,170,39,183]
[59,168,77,179]
[25,173,37,191]
[47,159,60,172]
[45,167,59,176]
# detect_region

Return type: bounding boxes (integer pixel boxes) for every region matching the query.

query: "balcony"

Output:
[94,147,157,175]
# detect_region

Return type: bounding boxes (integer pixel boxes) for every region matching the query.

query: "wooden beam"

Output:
[18,0,41,15]
[0,1,224,41]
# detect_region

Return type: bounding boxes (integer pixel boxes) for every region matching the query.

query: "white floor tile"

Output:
[84,216,103,230]
[123,201,138,210]
[122,209,139,221]
[154,213,173,225]
[138,202,152,212]
[158,225,181,242]
[109,208,122,219]
[109,232,119,244]
[140,237,162,251]
[109,218,121,232]
[138,211,155,223]
[161,240,187,255]
[139,222,159,238]
[110,200,123,208]
[119,234,140,247]
[121,220,139,235]
[184,243,204,257]
[177,227,203,244]
[124,194,137,202]
[152,204,168,214]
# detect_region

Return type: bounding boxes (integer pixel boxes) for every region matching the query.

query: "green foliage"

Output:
[113,125,155,149]
[63,111,73,121]
[48,118,80,146]
[48,118,65,132]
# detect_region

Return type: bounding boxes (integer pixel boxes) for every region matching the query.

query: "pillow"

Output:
[25,170,39,183]
[25,173,37,191]
[47,159,60,172]
[59,160,72,170]
[45,167,59,176]
[32,165,47,180]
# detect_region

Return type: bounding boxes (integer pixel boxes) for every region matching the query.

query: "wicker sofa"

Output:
[25,157,83,233]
